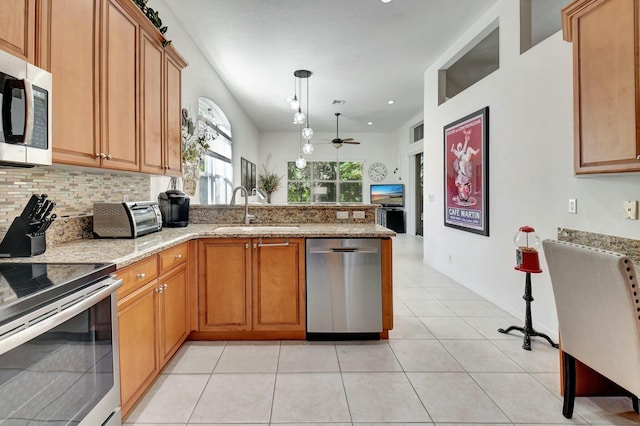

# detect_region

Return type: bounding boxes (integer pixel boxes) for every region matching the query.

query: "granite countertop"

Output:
[2,223,395,268]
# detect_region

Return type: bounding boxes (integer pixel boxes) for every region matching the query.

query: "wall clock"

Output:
[368,162,387,182]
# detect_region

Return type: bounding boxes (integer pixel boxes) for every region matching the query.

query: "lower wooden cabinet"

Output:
[196,238,306,339]
[158,262,189,364]
[116,235,392,417]
[117,242,190,418]
[118,280,159,415]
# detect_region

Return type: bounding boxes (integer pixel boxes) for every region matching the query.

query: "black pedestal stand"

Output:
[498,272,559,351]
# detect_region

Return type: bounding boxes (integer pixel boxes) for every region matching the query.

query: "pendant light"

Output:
[290,70,312,130]
[295,124,307,169]
[302,141,314,154]
[288,76,299,111]
[301,71,313,142]
[301,73,314,154]
[295,154,307,169]
[290,70,313,162]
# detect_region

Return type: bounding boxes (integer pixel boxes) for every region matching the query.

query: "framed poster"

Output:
[443,107,489,236]
[241,157,256,190]
[241,157,249,190]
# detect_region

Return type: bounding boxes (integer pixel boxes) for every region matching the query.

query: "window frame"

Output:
[287,160,363,204]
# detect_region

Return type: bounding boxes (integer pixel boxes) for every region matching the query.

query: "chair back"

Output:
[542,239,640,396]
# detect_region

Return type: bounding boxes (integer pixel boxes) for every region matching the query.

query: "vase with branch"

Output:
[258,154,282,203]
[177,108,209,196]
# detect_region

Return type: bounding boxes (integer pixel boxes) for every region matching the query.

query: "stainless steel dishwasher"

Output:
[306,238,382,339]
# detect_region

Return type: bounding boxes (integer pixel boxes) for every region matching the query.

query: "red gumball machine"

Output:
[514,226,542,273]
[498,226,558,350]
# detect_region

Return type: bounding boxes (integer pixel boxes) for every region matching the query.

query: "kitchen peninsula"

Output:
[0,204,395,417]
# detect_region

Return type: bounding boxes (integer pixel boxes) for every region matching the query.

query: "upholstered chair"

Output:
[542,239,640,418]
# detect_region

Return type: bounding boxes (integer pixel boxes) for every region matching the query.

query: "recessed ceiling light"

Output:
[368,122,373,126]
[381,0,392,3]
[387,100,395,105]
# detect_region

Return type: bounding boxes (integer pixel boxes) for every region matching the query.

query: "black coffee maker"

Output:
[158,190,190,227]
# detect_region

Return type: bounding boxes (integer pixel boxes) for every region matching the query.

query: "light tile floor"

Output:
[124,235,640,426]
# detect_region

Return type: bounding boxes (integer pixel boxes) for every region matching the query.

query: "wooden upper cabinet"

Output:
[0,0,35,62]
[40,0,101,167]
[139,30,165,175]
[164,51,185,176]
[140,34,186,176]
[562,0,640,174]
[102,0,139,171]
[36,0,186,173]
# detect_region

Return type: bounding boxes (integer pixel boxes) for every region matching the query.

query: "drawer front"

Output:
[159,242,188,275]
[116,255,159,300]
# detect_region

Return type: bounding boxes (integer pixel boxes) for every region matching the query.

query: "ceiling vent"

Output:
[332,99,346,105]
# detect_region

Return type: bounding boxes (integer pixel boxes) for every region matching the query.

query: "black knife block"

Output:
[0,216,46,257]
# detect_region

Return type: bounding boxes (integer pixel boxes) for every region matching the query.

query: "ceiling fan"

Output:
[326,113,361,148]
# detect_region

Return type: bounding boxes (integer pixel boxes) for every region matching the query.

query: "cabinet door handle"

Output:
[257,237,290,247]
[245,243,249,249]
[136,273,146,279]
[163,283,168,290]
[96,153,105,159]
[175,254,182,259]
[105,154,112,160]
[637,155,640,161]
[156,287,163,293]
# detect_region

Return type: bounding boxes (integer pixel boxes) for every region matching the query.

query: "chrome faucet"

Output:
[251,187,266,202]
[230,186,255,225]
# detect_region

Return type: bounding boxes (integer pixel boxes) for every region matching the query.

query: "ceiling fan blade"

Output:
[342,138,355,142]
[343,141,361,144]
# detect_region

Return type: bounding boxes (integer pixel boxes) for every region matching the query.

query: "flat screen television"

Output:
[370,184,404,207]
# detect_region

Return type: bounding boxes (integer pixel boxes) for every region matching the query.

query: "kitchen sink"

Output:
[213,225,300,232]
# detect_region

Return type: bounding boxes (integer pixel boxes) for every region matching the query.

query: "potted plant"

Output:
[259,154,282,203]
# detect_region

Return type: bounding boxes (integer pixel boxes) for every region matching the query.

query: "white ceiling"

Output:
[164,0,498,134]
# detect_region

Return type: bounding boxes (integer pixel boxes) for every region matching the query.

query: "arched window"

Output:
[198,97,233,204]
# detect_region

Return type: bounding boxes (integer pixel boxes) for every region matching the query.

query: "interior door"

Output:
[414,153,424,236]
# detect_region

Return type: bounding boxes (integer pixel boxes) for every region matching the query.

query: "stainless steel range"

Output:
[0,262,123,425]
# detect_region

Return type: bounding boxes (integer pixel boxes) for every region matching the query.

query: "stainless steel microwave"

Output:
[0,49,52,167]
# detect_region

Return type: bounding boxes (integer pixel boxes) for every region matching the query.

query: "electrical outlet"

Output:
[336,211,349,219]
[353,211,365,219]
[624,200,638,220]
[568,198,577,214]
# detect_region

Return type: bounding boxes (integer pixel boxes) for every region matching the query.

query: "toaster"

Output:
[93,201,162,238]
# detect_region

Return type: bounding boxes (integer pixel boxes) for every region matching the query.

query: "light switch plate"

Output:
[624,200,638,219]
[568,199,577,214]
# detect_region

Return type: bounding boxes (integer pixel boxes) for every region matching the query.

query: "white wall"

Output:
[423,0,640,339]
[148,0,260,203]
[259,131,404,205]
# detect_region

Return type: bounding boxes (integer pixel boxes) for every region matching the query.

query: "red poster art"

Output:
[444,107,489,236]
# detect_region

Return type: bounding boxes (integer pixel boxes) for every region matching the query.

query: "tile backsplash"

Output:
[0,166,149,235]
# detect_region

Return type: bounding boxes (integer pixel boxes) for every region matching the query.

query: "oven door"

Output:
[0,277,122,425]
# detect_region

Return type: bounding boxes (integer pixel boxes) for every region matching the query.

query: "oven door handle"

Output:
[0,276,123,356]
